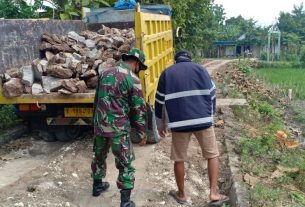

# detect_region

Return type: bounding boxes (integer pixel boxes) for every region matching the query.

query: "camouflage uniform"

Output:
[92,62,147,190]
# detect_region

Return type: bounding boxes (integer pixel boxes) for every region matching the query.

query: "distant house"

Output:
[214,34,262,58]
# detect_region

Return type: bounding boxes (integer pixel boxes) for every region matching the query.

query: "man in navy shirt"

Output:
[155,50,229,206]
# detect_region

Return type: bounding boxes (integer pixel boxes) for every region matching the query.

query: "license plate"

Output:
[64,108,93,118]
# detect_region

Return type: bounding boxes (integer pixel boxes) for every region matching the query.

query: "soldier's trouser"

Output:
[91,135,135,190]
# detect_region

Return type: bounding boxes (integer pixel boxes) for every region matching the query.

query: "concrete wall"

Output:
[0,20,86,73]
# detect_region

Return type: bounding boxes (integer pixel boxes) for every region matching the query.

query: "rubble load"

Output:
[0,25,135,97]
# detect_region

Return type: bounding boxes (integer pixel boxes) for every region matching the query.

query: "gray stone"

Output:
[4,73,11,81]
[21,65,34,87]
[32,83,44,95]
[86,48,102,60]
[2,78,24,97]
[73,52,82,61]
[68,31,85,43]
[85,39,96,49]
[42,76,63,92]
[81,64,89,74]
[40,60,48,72]
[32,58,43,81]
[80,69,97,79]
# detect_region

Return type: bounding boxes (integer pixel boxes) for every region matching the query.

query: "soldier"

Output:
[92,48,148,207]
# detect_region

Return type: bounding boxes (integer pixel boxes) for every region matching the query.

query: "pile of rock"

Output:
[0,25,135,97]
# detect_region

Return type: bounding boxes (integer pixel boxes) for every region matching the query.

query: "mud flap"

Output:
[130,105,160,144]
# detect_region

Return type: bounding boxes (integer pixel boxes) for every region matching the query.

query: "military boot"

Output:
[120,189,135,207]
[92,180,110,197]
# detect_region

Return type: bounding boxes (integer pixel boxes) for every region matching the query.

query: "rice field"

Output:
[255,68,305,100]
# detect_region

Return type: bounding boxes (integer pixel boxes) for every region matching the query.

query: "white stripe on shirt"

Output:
[168,116,213,128]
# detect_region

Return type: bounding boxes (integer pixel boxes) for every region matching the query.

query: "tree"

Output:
[0,0,42,18]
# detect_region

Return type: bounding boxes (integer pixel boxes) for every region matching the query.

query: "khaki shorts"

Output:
[171,127,219,161]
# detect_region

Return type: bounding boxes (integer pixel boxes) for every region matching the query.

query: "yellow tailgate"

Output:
[135,6,174,106]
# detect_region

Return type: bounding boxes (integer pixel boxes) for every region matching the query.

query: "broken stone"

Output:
[118,44,131,53]
[92,59,103,70]
[112,36,124,48]
[52,43,73,53]
[2,78,24,97]
[80,30,98,39]
[101,50,114,61]
[4,73,11,81]
[45,51,55,61]
[32,83,44,95]
[85,39,96,49]
[80,69,97,79]
[106,58,117,66]
[71,45,80,52]
[6,69,22,79]
[73,52,82,61]
[58,88,73,95]
[21,65,34,87]
[81,64,89,74]
[86,48,102,60]
[76,80,87,93]
[68,31,85,43]
[32,58,43,80]
[113,51,122,61]
[24,86,32,94]
[62,79,79,93]
[41,77,54,92]
[40,42,52,51]
[40,60,48,72]
[98,63,111,75]
[47,65,73,79]
[98,25,111,35]
[86,76,98,89]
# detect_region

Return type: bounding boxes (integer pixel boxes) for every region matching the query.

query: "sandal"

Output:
[208,194,229,207]
[169,190,187,205]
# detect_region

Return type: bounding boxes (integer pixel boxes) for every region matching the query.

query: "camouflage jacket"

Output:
[93,63,147,140]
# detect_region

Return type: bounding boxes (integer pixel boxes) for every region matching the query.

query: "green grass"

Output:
[229,61,305,206]
[255,68,305,99]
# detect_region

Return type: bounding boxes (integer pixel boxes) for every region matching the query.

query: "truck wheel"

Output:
[54,126,81,142]
[39,131,57,142]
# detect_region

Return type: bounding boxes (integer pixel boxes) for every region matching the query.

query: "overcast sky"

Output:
[214,0,305,26]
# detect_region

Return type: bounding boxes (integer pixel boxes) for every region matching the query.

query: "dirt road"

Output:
[0,60,232,207]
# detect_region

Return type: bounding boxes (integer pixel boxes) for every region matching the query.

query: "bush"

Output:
[285,54,300,62]
[260,51,267,61]
[0,105,18,130]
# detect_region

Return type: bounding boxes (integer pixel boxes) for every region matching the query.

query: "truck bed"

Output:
[0,90,95,104]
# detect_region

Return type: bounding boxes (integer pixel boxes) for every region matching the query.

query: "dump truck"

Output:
[0,5,174,142]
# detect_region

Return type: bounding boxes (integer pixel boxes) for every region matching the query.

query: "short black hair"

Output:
[174,50,192,61]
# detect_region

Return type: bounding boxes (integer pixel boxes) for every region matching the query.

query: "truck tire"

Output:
[39,131,57,142]
[54,126,81,142]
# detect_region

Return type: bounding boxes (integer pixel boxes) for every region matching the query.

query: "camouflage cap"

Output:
[122,48,148,70]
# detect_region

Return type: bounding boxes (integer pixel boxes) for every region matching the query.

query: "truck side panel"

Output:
[135,10,174,106]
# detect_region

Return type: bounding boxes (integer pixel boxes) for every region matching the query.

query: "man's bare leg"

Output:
[174,161,187,201]
[208,157,225,200]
